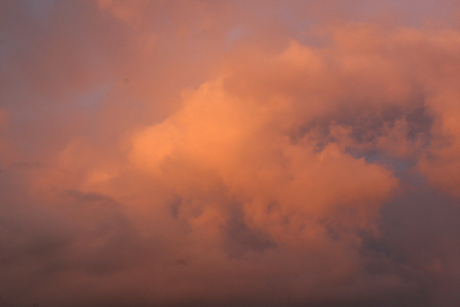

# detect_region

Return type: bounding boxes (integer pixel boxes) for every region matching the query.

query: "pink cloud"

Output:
[2,1,460,306]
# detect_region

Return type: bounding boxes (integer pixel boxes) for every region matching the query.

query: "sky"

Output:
[1,0,460,306]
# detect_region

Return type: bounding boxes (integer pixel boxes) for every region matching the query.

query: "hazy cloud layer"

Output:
[1,1,460,306]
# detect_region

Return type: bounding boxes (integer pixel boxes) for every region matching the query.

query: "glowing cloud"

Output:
[1,1,460,306]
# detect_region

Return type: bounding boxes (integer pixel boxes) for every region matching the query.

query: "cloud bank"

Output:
[1,1,460,306]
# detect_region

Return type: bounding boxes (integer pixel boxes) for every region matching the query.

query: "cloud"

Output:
[1,1,460,306]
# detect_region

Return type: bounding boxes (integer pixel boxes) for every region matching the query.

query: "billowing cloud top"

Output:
[1,1,460,306]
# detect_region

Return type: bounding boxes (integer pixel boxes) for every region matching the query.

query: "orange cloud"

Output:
[2,1,460,306]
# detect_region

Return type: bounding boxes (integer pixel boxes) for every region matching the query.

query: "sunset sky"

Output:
[2,1,460,306]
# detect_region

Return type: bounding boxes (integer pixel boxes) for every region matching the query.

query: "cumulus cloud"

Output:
[1,1,460,306]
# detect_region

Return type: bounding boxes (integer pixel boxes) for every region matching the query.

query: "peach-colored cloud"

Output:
[2,1,460,306]
[129,73,398,249]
